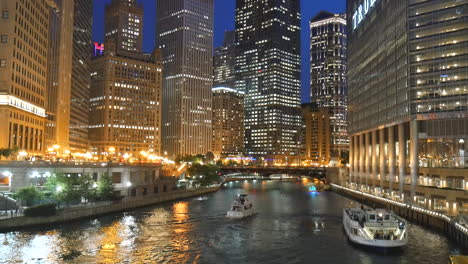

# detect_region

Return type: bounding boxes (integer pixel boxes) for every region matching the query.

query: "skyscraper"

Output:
[156,0,214,157]
[104,0,143,57]
[301,103,331,166]
[212,87,244,158]
[0,0,52,155]
[89,0,163,159]
[347,0,468,211]
[46,0,74,154]
[310,11,348,158]
[214,31,236,89]
[235,0,302,158]
[69,0,93,154]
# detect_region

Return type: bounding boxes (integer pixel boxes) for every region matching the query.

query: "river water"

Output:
[0,180,465,264]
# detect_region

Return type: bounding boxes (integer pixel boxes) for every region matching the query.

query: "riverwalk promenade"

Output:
[0,186,219,231]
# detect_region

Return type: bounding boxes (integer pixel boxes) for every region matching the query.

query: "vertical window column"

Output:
[398,123,406,200]
[365,132,371,188]
[359,133,365,186]
[372,130,378,189]
[353,135,359,184]
[379,128,386,190]
[388,126,395,194]
[410,120,419,200]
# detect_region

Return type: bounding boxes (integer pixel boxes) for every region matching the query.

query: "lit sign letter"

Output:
[358,5,363,24]
[352,0,379,31]
[364,0,370,13]
[352,11,358,30]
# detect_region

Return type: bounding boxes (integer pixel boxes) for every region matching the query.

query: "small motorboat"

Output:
[226,194,255,218]
[343,207,408,249]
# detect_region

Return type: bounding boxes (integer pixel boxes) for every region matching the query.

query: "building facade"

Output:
[214,31,236,89]
[347,0,468,216]
[156,0,214,157]
[235,0,302,157]
[310,11,348,158]
[0,0,51,155]
[46,0,75,154]
[89,0,163,159]
[104,0,143,57]
[212,87,244,158]
[69,0,93,154]
[302,103,331,166]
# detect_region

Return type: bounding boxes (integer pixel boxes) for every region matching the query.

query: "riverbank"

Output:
[331,183,468,249]
[0,186,219,231]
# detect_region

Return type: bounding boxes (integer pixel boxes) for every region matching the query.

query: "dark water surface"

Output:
[0,181,464,264]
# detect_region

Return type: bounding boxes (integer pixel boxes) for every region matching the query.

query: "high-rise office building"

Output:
[214,31,236,89]
[156,0,214,157]
[347,0,468,214]
[212,87,244,158]
[89,0,163,159]
[310,11,348,158]
[301,103,331,166]
[46,0,74,154]
[0,0,52,155]
[105,0,143,57]
[69,0,93,154]
[235,0,302,158]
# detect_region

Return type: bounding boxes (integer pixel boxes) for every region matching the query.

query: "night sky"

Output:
[92,0,345,103]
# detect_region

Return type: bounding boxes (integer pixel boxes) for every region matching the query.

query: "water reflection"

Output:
[96,221,124,263]
[0,181,465,264]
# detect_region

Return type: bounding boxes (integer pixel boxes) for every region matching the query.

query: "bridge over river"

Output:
[219,166,327,178]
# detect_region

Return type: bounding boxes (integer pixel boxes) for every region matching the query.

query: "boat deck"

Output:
[450,256,468,264]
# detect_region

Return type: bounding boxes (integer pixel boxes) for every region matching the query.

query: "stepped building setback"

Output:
[89,0,163,159]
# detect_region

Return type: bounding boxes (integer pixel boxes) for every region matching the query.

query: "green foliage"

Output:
[204,152,215,163]
[24,203,57,217]
[175,155,204,165]
[187,163,220,186]
[96,173,115,200]
[226,160,240,167]
[78,174,97,202]
[12,186,43,206]
[0,146,19,160]
[44,173,80,205]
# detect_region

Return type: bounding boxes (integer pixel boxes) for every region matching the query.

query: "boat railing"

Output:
[364,222,399,228]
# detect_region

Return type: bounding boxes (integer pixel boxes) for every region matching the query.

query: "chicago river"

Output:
[0,181,464,263]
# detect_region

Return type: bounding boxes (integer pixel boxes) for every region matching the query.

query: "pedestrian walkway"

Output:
[0,210,23,220]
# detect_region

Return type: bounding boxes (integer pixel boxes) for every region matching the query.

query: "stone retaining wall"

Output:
[0,187,219,231]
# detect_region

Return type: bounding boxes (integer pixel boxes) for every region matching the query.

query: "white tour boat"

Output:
[226,194,255,218]
[343,207,408,249]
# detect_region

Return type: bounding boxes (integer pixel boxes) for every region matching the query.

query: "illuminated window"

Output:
[0,59,5,67]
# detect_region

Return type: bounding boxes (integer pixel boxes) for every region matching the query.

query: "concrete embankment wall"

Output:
[0,187,219,231]
[331,184,468,249]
